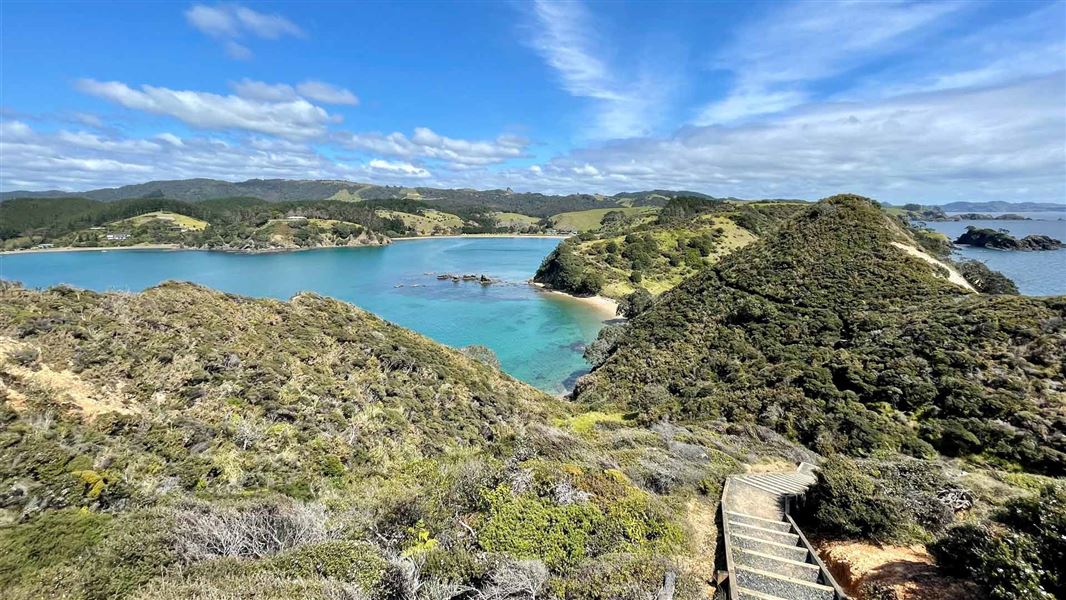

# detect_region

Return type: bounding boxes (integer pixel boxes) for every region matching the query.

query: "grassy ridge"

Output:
[575,195,1066,474]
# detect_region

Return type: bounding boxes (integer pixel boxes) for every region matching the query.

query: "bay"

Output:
[920,212,1066,296]
[0,237,612,393]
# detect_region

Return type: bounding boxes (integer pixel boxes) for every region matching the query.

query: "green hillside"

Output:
[0,282,784,599]
[575,195,1065,474]
[534,199,804,299]
[548,206,659,232]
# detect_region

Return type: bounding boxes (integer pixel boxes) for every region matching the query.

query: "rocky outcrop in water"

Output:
[954,226,1062,250]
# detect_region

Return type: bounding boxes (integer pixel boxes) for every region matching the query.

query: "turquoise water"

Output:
[921,213,1066,296]
[0,238,611,393]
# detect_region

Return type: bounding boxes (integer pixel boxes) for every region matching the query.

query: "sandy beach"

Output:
[0,244,181,256]
[529,282,620,317]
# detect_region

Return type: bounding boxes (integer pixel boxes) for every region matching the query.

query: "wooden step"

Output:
[731,533,810,562]
[734,548,821,583]
[726,510,793,532]
[737,587,790,600]
[729,521,801,545]
[735,566,836,600]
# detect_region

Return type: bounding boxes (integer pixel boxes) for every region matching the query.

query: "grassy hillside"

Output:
[490,212,541,228]
[112,211,209,231]
[0,281,845,599]
[0,197,409,251]
[375,208,465,235]
[575,195,1065,474]
[548,206,659,232]
[534,199,804,300]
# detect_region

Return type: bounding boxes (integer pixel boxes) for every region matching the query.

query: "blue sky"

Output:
[1,0,1064,204]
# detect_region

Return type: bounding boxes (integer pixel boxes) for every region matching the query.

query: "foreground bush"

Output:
[930,484,1065,599]
[802,456,908,540]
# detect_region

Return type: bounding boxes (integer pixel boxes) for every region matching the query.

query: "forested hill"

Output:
[575,195,1066,474]
[0,178,715,217]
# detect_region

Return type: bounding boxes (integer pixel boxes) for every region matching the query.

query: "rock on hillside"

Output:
[575,195,1066,474]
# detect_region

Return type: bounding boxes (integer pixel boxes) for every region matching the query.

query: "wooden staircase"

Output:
[720,464,848,600]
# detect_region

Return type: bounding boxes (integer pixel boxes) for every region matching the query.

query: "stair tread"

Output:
[736,547,819,569]
[737,565,835,590]
[729,521,801,542]
[736,587,790,600]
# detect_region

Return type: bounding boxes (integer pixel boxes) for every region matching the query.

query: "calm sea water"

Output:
[0,238,611,393]
[921,212,1066,296]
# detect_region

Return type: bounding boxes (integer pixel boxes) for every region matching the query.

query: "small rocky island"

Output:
[434,272,496,284]
[955,226,1063,250]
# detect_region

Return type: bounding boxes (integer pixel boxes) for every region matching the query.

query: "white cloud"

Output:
[342,127,527,166]
[155,133,184,146]
[367,159,431,178]
[296,81,359,106]
[224,41,253,61]
[529,74,1066,203]
[698,1,962,124]
[76,79,334,139]
[232,79,358,106]
[527,0,670,139]
[231,78,299,102]
[185,4,303,59]
[186,4,303,39]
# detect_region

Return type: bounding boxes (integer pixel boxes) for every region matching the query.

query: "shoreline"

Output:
[1,234,569,256]
[0,243,182,256]
[529,282,619,318]
[390,233,570,241]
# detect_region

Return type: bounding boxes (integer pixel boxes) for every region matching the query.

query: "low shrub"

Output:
[270,540,387,590]
[802,456,908,540]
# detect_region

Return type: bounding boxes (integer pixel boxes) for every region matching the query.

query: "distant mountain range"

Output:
[5,178,1060,214]
[0,178,720,217]
[937,201,1065,212]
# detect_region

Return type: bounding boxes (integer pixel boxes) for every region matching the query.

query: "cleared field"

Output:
[549,206,659,232]
[376,209,464,235]
[113,211,209,231]
[491,212,540,227]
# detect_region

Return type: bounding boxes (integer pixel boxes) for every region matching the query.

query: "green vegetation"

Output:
[1,281,806,598]
[533,198,803,299]
[930,484,1065,599]
[575,195,1065,473]
[0,196,401,251]
[548,206,659,233]
[374,208,465,235]
[2,186,1062,599]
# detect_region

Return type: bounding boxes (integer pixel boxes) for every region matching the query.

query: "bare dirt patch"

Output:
[817,540,978,599]
[0,337,135,418]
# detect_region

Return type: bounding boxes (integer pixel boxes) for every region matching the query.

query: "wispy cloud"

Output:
[341,127,527,166]
[231,78,359,106]
[527,0,669,139]
[366,159,430,178]
[294,81,359,106]
[185,4,304,60]
[698,0,961,124]
[525,73,1066,202]
[76,79,334,139]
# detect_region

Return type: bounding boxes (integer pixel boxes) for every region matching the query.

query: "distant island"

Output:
[889,203,1053,222]
[955,225,1063,251]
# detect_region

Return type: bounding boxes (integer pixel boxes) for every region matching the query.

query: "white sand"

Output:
[0,244,181,256]
[529,282,620,318]
[890,241,977,292]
